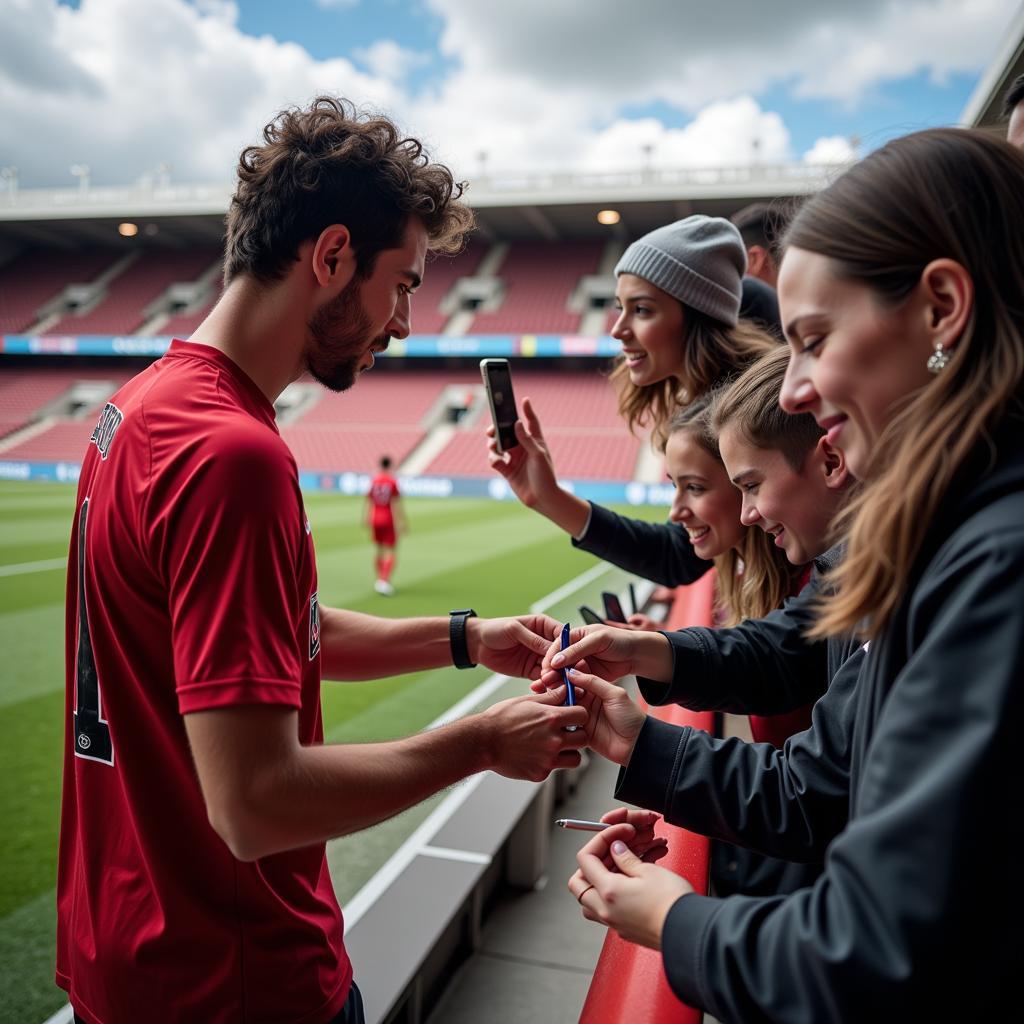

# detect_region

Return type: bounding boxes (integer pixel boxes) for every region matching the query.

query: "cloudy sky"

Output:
[0,0,1017,188]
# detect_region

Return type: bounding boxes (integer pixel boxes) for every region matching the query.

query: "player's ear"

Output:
[312,225,357,289]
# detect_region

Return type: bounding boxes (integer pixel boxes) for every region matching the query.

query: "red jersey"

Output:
[367,473,399,526]
[57,340,351,1023]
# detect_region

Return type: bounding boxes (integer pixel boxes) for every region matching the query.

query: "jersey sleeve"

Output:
[149,427,307,714]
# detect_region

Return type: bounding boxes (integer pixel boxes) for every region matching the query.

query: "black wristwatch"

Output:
[449,608,477,669]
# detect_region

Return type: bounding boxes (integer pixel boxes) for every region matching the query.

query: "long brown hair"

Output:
[665,394,797,625]
[783,128,1024,639]
[613,310,778,447]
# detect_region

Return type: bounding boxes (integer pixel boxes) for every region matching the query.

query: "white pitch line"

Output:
[341,562,613,928]
[41,1005,73,1024]
[0,557,66,577]
[38,562,615,1023]
[341,773,487,929]
[419,845,492,865]
[529,561,611,613]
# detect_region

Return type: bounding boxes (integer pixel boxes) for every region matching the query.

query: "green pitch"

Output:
[0,480,664,1023]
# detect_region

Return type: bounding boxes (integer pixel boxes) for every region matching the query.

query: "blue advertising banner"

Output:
[1,334,620,359]
[0,460,673,506]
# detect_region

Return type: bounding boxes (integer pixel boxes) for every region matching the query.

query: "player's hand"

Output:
[539,624,672,687]
[480,687,588,781]
[569,823,694,950]
[561,668,646,766]
[486,398,562,512]
[469,614,562,680]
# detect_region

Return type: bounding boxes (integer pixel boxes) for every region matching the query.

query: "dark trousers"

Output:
[74,981,365,1024]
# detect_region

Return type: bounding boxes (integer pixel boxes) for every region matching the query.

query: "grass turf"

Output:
[0,481,664,1023]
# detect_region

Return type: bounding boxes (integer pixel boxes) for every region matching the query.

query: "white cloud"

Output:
[428,0,1009,108]
[0,0,402,186]
[0,0,1015,188]
[803,135,858,165]
[354,39,430,82]
[577,98,792,171]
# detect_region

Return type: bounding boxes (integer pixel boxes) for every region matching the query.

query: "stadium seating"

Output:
[279,425,425,474]
[0,370,83,438]
[0,249,123,334]
[424,426,639,480]
[48,248,220,336]
[410,241,488,334]
[161,276,224,338]
[294,370,478,426]
[2,419,97,461]
[0,369,131,440]
[468,241,603,334]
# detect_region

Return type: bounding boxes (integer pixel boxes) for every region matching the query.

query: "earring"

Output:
[926,342,950,375]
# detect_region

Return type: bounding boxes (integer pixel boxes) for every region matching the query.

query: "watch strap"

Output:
[449,608,477,669]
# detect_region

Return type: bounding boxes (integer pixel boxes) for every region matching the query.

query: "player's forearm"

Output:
[319,606,451,679]
[223,717,491,860]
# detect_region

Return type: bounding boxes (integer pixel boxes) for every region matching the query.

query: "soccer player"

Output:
[57,97,594,1024]
[367,454,404,595]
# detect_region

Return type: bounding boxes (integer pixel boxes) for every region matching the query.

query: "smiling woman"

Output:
[608,215,778,446]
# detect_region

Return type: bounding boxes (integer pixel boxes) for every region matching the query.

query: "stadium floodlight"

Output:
[596,209,621,225]
[70,163,90,193]
[118,222,139,237]
[0,166,16,201]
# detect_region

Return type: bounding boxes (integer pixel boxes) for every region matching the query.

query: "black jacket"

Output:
[639,545,857,716]
[572,500,712,588]
[616,434,1024,1022]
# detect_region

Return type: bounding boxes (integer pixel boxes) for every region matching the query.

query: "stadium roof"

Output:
[959,3,1024,132]
[0,161,839,249]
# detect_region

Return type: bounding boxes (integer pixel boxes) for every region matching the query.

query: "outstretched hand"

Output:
[486,397,560,510]
[568,822,694,950]
[538,624,661,687]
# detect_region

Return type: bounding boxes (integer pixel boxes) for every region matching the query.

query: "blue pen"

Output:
[561,622,579,731]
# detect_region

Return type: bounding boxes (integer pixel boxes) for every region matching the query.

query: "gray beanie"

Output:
[614,216,747,326]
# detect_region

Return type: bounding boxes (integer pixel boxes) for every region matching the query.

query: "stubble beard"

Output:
[305,278,384,393]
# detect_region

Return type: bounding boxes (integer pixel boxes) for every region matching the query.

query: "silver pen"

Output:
[555,818,608,831]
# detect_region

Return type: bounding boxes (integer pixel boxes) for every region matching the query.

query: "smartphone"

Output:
[579,604,603,625]
[480,358,519,454]
[628,582,638,617]
[601,591,626,623]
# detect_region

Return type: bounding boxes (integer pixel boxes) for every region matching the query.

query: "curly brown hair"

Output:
[224,96,474,285]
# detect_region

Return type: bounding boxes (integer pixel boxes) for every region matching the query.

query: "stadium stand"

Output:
[425,426,639,480]
[294,370,478,426]
[0,370,84,438]
[0,248,123,334]
[409,241,488,334]
[0,369,133,441]
[160,274,224,338]
[2,419,99,461]
[280,425,426,474]
[467,241,603,334]
[47,247,221,336]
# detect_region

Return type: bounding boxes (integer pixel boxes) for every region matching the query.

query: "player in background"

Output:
[367,455,405,595]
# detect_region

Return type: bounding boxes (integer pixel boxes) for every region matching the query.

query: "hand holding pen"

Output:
[560,622,580,731]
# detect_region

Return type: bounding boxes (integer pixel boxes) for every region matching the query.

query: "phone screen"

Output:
[579,605,603,625]
[480,359,519,453]
[602,591,626,623]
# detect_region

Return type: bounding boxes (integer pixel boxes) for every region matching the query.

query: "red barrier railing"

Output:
[579,570,717,1024]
